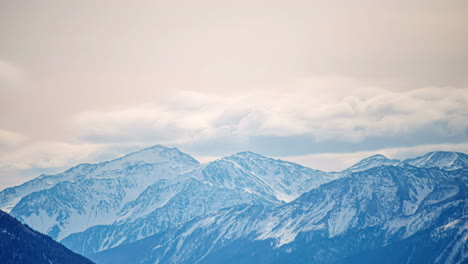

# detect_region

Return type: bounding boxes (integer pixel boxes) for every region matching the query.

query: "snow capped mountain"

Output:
[0,164,95,213]
[0,145,198,213]
[402,151,468,171]
[7,145,200,240]
[91,166,467,264]
[345,151,468,172]
[346,154,400,172]
[1,146,466,264]
[198,151,337,203]
[60,151,335,256]
[61,176,271,256]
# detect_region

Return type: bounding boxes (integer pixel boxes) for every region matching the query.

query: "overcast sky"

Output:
[1,0,467,189]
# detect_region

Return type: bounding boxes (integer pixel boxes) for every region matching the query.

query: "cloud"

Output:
[2,0,468,190]
[3,78,461,189]
[0,140,121,190]
[0,60,26,90]
[72,79,468,153]
[0,141,99,171]
[0,129,26,150]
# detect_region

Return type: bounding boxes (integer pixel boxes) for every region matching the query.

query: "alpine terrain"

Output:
[0,146,466,263]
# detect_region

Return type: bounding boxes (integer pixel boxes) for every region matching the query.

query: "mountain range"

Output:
[0,146,466,263]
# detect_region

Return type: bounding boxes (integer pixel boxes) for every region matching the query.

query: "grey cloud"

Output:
[71,85,468,156]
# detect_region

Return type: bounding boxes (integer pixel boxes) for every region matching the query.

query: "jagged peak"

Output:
[405,151,467,162]
[346,154,400,172]
[420,151,466,157]
[125,144,178,155]
[110,144,199,164]
[233,151,267,158]
[402,151,468,170]
[362,154,389,160]
[351,154,393,165]
[60,145,186,170]
[141,144,177,151]
[54,145,199,176]
[222,151,269,161]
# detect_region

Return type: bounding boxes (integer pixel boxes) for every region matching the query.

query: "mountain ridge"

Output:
[0,210,94,264]
[91,165,467,264]
[0,146,466,264]
[346,150,468,173]
[60,149,335,255]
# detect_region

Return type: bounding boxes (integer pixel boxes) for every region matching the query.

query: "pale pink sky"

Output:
[0,0,467,189]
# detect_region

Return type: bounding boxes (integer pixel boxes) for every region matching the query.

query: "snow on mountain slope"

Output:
[3,145,340,256]
[61,152,335,256]
[0,164,96,213]
[115,178,186,224]
[90,166,467,264]
[9,145,200,240]
[346,154,400,172]
[4,146,467,264]
[0,145,198,213]
[248,166,463,246]
[345,151,468,173]
[432,216,468,264]
[61,177,274,256]
[402,151,468,171]
[199,151,338,202]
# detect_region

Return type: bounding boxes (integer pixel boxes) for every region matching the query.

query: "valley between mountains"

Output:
[1,145,466,263]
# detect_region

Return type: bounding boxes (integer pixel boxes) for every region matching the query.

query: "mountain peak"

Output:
[230,151,267,159]
[142,144,175,151]
[403,151,468,170]
[128,144,177,155]
[347,154,400,172]
[363,154,388,160]
[219,151,269,163]
[115,144,199,165]
[425,151,465,158]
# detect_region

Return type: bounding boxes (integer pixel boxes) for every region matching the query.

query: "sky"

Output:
[0,0,467,190]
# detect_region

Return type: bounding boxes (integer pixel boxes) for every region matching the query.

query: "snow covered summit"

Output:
[346,154,400,172]
[402,151,468,171]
